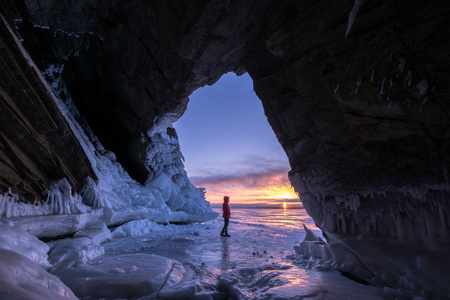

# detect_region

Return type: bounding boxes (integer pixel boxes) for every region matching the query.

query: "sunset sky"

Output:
[173,72,299,204]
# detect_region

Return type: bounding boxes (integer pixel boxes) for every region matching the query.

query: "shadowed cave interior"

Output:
[0,0,449,298]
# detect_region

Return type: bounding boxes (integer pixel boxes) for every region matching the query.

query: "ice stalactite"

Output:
[314,188,450,245]
[44,178,90,215]
[0,189,49,217]
[294,179,450,296]
[345,0,365,38]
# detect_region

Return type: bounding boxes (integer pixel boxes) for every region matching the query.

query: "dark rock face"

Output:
[0,12,96,201]
[1,0,449,295]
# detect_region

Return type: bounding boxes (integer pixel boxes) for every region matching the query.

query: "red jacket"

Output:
[222,199,230,219]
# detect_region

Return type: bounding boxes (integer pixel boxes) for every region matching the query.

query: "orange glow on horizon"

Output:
[197,172,300,204]
[283,201,287,209]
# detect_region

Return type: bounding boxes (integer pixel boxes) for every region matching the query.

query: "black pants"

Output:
[221,218,229,236]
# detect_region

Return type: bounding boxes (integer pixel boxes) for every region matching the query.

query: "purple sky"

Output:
[173,73,298,203]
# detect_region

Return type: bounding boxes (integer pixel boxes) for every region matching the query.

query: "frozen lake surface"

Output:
[89,207,393,299]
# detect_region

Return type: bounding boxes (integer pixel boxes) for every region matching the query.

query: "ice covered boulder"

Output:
[49,223,112,274]
[56,253,186,299]
[0,221,50,268]
[0,249,77,300]
[48,237,105,274]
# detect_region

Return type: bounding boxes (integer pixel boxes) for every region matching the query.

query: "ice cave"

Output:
[0,0,449,299]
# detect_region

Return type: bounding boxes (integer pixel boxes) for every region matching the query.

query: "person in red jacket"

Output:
[220,196,231,237]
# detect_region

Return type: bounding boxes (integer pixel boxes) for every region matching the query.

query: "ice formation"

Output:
[0,221,50,268]
[0,58,218,300]
[44,179,90,215]
[0,249,78,300]
[0,189,49,217]
[290,167,450,297]
[56,254,186,299]
[144,123,214,217]
[345,0,365,38]
[0,65,217,227]
[0,221,77,299]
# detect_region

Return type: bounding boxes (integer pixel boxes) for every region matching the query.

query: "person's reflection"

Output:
[220,237,230,270]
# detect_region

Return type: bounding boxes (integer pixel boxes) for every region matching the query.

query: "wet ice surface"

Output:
[93,208,387,299]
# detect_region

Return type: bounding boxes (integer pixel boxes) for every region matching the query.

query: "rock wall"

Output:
[0,11,96,201]
[0,0,449,296]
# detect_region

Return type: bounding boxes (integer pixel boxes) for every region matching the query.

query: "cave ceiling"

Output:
[0,1,449,293]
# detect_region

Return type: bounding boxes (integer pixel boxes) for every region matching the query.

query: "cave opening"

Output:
[173,72,298,205]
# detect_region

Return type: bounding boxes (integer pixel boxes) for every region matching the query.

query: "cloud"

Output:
[188,165,299,203]
[187,154,290,182]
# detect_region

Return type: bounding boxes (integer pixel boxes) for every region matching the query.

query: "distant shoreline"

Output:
[210,202,303,209]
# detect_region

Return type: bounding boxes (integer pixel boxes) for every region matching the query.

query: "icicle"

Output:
[379,77,386,99]
[355,79,362,94]
[416,79,428,97]
[44,178,88,215]
[396,58,406,73]
[334,84,340,93]
[345,0,365,38]
[404,70,412,87]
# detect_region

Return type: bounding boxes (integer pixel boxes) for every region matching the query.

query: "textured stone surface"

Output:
[0,12,96,201]
[0,0,449,295]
